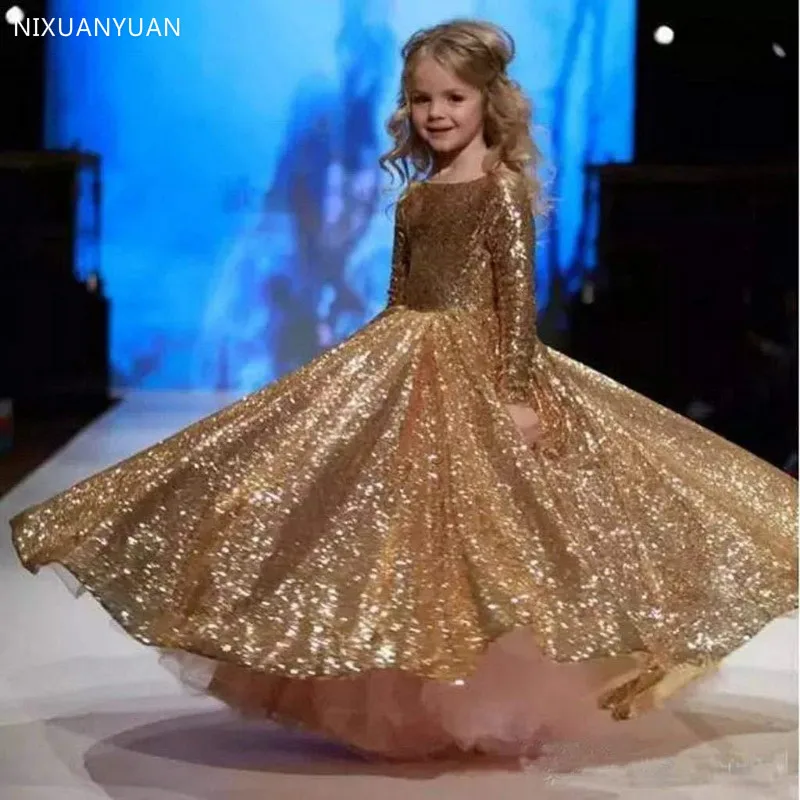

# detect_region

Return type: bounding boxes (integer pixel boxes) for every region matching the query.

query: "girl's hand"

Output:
[505,404,542,448]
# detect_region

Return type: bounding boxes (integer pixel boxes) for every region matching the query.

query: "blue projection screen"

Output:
[45,0,635,390]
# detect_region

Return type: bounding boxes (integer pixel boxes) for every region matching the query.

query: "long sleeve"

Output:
[487,178,539,404]
[386,199,410,309]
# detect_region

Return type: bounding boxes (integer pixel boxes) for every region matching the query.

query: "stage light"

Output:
[654,25,674,45]
[5,6,24,25]
[772,43,786,58]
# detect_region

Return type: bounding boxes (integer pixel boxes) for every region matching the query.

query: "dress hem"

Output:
[24,555,778,728]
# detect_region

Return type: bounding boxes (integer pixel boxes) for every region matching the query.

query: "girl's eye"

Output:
[450,96,464,102]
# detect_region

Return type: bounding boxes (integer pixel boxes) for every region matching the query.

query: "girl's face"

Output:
[408,57,485,158]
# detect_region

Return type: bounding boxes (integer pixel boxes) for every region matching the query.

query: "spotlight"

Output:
[5,6,24,25]
[772,43,786,58]
[654,25,675,46]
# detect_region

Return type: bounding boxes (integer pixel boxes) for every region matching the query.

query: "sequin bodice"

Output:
[386,172,540,403]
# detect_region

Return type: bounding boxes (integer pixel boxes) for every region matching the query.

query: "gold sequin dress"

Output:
[10,171,798,759]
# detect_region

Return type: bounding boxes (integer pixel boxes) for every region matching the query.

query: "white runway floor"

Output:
[1,392,797,800]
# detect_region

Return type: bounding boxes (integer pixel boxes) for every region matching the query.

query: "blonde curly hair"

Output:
[380,19,546,214]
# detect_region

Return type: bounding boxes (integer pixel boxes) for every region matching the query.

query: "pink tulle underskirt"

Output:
[162,628,641,760]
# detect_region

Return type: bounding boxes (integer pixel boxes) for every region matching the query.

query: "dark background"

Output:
[570,0,797,472]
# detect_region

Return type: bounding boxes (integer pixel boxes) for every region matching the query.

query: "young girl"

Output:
[10,19,797,761]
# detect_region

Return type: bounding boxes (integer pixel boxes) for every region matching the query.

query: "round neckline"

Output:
[421,172,493,187]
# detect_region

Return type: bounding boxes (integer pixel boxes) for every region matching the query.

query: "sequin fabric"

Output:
[10,171,798,732]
